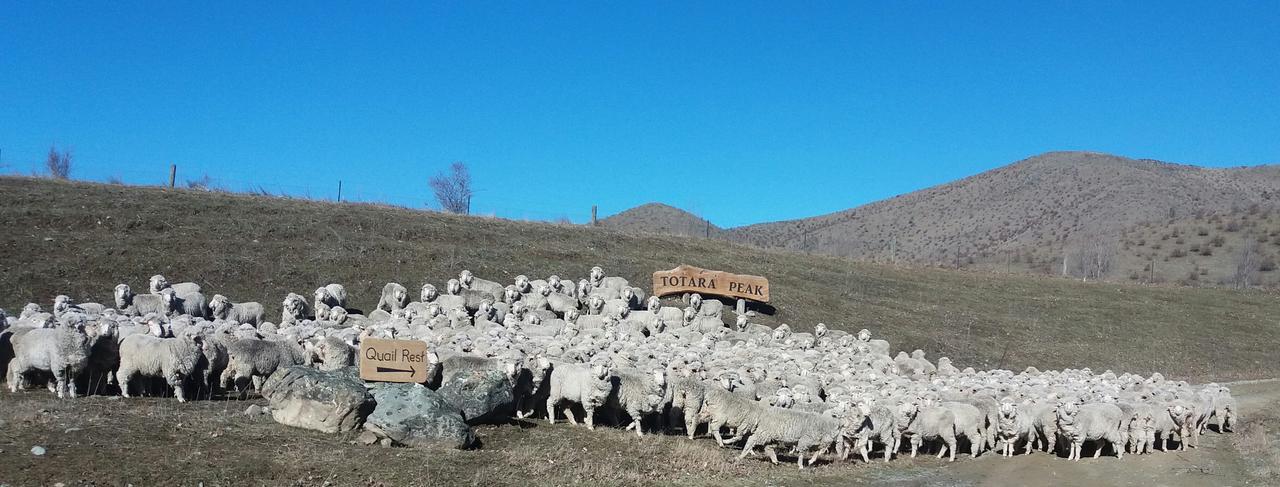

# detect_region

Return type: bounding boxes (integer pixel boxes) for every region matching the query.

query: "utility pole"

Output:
[591,205,598,226]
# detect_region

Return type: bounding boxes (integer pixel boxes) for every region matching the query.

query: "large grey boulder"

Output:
[365,383,477,449]
[437,368,515,424]
[261,366,373,433]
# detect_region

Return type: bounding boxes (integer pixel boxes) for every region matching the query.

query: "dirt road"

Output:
[0,380,1276,486]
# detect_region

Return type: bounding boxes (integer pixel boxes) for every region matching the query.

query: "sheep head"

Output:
[148,275,169,294]
[814,322,828,338]
[114,284,133,308]
[513,275,530,293]
[459,269,474,287]
[646,296,660,313]
[589,266,604,284]
[420,283,438,302]
[445,279,462,295]
[209,294,231,319]
[330,306,348,324]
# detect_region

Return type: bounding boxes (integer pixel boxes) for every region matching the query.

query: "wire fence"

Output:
[4,164,592,224]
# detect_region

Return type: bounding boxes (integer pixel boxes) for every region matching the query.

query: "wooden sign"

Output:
[652,264,770,303]
[359,337,431,383]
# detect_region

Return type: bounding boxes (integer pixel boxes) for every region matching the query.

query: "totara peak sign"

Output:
[652,264,770,303]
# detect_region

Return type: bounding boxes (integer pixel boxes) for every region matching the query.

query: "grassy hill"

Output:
[599,202,724,239]
[2,176,1278,381]
[607,152,1280,286]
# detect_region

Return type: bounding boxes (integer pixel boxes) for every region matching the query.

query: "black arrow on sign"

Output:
[376,365,416,375]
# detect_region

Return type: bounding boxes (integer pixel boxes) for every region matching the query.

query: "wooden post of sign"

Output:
[736,298,746,315]
[168,164,177,188]
[591,205,598,226]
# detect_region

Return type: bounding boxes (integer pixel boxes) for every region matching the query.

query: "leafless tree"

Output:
[1233,239,1261,288]
[429,162,472,214]
[46,145,72,179]
[1065,233,1116,281]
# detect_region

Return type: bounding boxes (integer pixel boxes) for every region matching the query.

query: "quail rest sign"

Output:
[359,337,431,383]
[652,264,770,303]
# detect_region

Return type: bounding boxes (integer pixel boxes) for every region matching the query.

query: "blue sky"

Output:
[2,2,1278,226]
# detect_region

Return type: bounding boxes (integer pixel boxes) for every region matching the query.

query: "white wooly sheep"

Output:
[936,357,960,376]
[162,289,210,319]
[280,293,311,325]
[115,284,170,318]
[855,329,890,356]
[666,372,711,439]
[307,335,356,371]
[996,400,1036,456]
[734,315,773,335]
[376,282,410,312]
[313,283,348,312]
[208,294,266,326]
[53,295,104,317]
[1193,386,1237,434]
[541,286,579,317]
[545,361,613,429]
[606,368,668,436]
[458,270,506,300]
[646,296,684,325]
[148,274,201,296]
[896,402,959,462]
[582,294,606,316]
[1166,402,1199,450]
[910,350,937,375]
[439,279,487,312]
[7,322,93,398]
[222,337,310,393]
[845,401,899,463]
[1055,402,1126,461]
[512,275,534,295]
[686,293,724,318]
[699,386,768,446]
[116,328,205,402]
[737,406,843,469]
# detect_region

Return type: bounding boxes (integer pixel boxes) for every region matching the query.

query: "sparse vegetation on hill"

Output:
[2,176,1278,382]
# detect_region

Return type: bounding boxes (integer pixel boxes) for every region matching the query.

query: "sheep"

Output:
[313,283,348,312]
[162,289,210,319]
[115,284,170,318]
[845,401,899,463]
[376,282,410,312]
[996,400,1036,456]
[699,386,768,446]
[1056,402,1126,461]
[281,292,311,325]
[897,401,959,461]
[7,322,92,398]
[222,338,310,393]
[737,406,843,469]
[116,328,205,402]
[606,368,668,436]
[458,270,506,300]
[443,278,492,312]
[53,295,103,317]
[936,357,960,376]
[148,275,201,295]
[542,286,580,317]
[667,373,712,439]
[308,335,356,371]
[856,329,890,356]
[208,294,266,326]
[546,361,613,430]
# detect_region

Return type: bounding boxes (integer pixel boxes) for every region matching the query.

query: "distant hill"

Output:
[598,203,724,239]
[607,151,1280,285]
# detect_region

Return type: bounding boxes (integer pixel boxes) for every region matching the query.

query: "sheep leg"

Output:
[738,436,759,460]
[860,441,872,463]
[945,432,957,462]
[169,372,187,403]
[584,407,596,430]
[909,436,920,458]
[711,420,728,446]
[546,399,558,425]
[885,438,895,462]
[118,367,134,398]
[968,428,982,458]
[763,445,780,465]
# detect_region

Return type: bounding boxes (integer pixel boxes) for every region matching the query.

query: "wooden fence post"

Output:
[168,164,176,188]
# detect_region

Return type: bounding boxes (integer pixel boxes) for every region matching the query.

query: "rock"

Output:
[30,446,46,456]
[260,366,374,434]
[244,405,262,416]
[436,368,515,424]
[364,383,477,449]
[355,430,378,445]
[379,438,393,448]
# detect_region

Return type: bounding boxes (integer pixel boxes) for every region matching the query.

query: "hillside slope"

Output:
[598,202,723,238]
[1,176,1277,381]
[718,152,1280,272]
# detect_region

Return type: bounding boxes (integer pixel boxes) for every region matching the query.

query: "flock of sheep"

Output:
[1,267,1239,468]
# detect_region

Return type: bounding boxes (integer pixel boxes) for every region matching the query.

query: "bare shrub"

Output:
[1065,233,1116,281]
[46,145,72,179]
[1234,239,1261,288]
[428,161,472,214]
